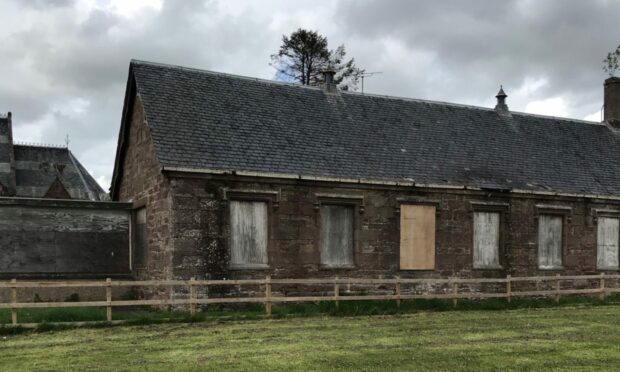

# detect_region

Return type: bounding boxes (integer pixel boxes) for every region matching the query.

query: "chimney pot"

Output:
[604,77,620,128]
[321,66,337,93]
[495,85,510,116]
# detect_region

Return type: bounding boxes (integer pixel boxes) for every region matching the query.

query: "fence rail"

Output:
[2,273,619,325]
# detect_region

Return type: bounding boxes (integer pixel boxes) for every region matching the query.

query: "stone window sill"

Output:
[598,267,620,271]
[319,264,356,270]
[399,268,435,271]
[229,263,269,270]
[473,265,503,270]
[538,266,564,271]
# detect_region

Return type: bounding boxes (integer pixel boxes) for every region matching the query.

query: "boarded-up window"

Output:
[134,207,147,268]
[473,212,500,268]
[400,205,435,270]
[538,215,563,269]
[597,217,619,269]
[230,200,268,268]
[320,205,354,267]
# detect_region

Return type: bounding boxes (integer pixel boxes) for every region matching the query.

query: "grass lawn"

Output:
[1,305,620,371]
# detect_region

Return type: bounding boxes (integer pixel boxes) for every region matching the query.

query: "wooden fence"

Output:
[1,273,619,325]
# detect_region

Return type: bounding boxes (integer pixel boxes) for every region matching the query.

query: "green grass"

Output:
[0,307,180,325]
[2,294,620,326]
[269,294,620,317]
[2,305,620,371]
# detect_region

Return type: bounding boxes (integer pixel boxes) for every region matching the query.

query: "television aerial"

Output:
[360,71,383,94]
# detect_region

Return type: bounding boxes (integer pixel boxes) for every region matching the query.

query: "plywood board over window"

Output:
[400,205,435,270]
[320,204,354,267]
[597,217,619,269]
[229,200,268,268]
[538,215,563,269]
[473,212,501,268]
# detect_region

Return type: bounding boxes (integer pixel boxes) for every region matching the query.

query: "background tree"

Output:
[604,44,620,76]
[270,28,364,90]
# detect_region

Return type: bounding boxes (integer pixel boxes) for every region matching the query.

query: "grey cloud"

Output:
[0,0,617,190]
[0,0,283,189]
[18,0,74,9]
[336,0,618,113]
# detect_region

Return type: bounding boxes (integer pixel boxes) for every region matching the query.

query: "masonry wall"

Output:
[0,197,131,278]
[166,175,620,281]
[115,94,172,280]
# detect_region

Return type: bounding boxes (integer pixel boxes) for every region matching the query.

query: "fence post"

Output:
[106,278,112,322]
[190,277,197,316]
[395,276,401,308]
[11,279,17,325]
[555,273,560,303]
[265,275,272,316]
[452,280,458,307]
[600,272,606,301]
[334,277,339,309]
[506,274,511,304]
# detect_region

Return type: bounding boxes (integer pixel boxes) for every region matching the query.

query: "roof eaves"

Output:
[162,166,620,201]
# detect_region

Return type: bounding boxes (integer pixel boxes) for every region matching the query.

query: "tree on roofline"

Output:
[270,28,364,90]
[604,44,620,76]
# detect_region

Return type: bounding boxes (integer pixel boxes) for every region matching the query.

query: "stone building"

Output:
[0,112,107,201]
[111,60,620,282]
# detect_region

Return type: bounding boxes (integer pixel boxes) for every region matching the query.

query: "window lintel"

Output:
[592,208,620,223]
[224,189,280,208]
[314,193,364,213]
[470,201,509,213]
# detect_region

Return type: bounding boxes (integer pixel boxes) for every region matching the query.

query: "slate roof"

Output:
[119,60,620,197]
[13,145,107,200]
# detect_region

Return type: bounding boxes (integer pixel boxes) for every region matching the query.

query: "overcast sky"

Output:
[1,0,619,190]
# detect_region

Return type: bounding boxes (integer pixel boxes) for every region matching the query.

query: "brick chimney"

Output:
[0,112,16,196]
[604,77,620,128]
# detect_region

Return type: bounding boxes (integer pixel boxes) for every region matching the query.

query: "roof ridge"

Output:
[341,90,602,126]
[13,142,68,149]
[131,59,603,127]
[130,59,323,92]
[510,110,602,125]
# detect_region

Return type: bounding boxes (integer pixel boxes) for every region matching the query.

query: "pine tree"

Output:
[604,44,620,77]
[270,28,364,90]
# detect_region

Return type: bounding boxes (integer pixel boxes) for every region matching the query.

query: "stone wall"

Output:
[165,175,620,281]
[116,94,172,280]
[0,285,132,303]
[0,197,131,278]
